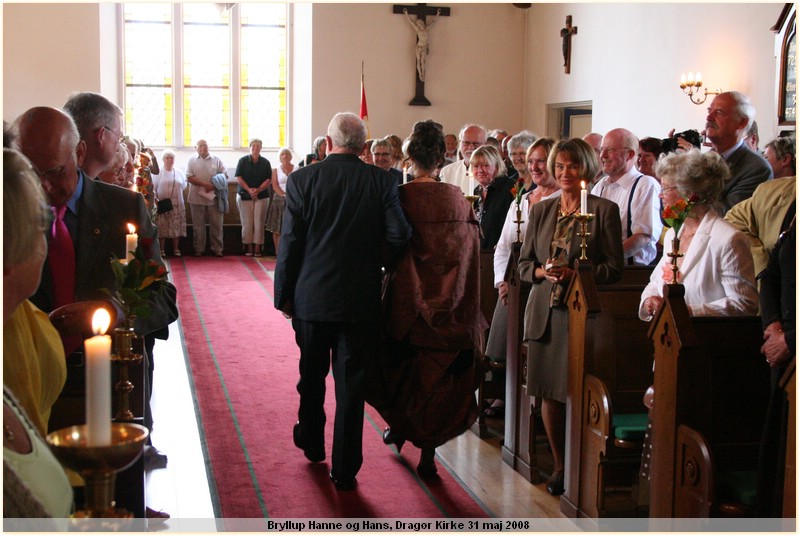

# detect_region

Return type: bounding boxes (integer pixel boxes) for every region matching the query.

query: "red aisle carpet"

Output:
[170,255,491,519]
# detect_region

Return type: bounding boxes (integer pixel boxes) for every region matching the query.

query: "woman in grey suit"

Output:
[518,138,624,495]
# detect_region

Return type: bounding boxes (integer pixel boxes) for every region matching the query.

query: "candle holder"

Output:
[47,423,149,518]
[111,319,142,422]
[514,206,525,243]
[574,213,595,260]
[666,236,683,284]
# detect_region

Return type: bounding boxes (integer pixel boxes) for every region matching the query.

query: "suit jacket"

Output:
[725,176,796,277]
[639,210,758,319]
[31,173,178,337]
[388,167,404,186]
[720,144,773,213]
[274,153,412,322]
[518,195,623,341]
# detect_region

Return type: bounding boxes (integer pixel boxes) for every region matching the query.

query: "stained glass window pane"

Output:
[124,3,172,145]
[183,3,230,146]
[240,3,286,148]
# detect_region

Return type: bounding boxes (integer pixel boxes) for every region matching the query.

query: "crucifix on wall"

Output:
[561,15,577,74]
[393,3,451,106]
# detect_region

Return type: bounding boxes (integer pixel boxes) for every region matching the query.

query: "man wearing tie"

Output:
[16,107,177,427]
[704,91,773,213]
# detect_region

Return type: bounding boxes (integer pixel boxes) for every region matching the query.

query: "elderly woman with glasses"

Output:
[469,145,516,251]
[639,149,758,320]
[152,149,188,257]
[97,143,131,187]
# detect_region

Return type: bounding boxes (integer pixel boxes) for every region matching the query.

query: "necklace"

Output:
[559,199,579,217]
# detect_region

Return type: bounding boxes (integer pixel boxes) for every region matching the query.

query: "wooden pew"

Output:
[560,262,653,518]
[780,359,795,518]
[471,250,502,438]
[648,284,770,518]
[501,244,551,483]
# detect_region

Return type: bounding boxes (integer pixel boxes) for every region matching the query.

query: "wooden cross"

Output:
[560,15,577,74]
[393,3,450,106]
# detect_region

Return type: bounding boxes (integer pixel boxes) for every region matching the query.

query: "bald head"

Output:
[600,128,638,180]
[16,107,86,206]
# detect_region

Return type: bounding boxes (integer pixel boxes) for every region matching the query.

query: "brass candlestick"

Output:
[667,236,683,284]
[574,213,595,260]
[47,423,149,518]
[111,320,142,422]
[514,205,525,243]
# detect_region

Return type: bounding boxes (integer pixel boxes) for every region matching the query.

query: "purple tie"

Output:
[49,205,76,309]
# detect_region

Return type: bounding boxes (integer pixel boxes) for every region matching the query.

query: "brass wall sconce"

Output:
[679,72,721,105]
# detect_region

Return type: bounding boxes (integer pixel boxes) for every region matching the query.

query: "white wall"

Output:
[3,3,106,118]
[524,3,785,143]
[3,2,789,162]
[309,3,527,140]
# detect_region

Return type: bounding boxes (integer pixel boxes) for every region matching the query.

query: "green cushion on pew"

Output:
[612,413,649,441]
[717,470,758,506]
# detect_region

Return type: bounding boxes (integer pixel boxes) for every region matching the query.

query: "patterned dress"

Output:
[153,168,188,238]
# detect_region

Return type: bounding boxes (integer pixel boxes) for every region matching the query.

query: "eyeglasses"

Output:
[372,152,392,158]
[461,141,483,148]
[660,186,678,194]
[112,166,125,177]
[31,163,67,180]
[100,125,125,143]
[599,146,629,155]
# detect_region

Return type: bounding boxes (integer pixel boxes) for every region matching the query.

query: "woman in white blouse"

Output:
[482,137,559,416]
[153,149,188,257]
[639,149,758,320]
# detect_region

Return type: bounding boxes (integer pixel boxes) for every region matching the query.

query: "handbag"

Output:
[156,176,177,214]
[156,198,174,214]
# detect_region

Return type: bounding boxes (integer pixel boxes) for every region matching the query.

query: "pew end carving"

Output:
[648,283,770,518]
[501,244,552,482]
[562,262,653,518]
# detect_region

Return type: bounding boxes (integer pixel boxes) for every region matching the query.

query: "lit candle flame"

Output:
[127,223,136,234]
[581,181,586,189]
[91,308,111,335]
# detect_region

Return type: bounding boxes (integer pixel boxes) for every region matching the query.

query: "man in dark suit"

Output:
[16,107,178,398]
[705,91,773,213]
[274,112,411,490]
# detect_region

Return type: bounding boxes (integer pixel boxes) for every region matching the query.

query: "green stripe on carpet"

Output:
[173,255,490,518]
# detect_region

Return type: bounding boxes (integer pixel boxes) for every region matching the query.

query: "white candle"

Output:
[85,309,112,446]
[125,223,138,263]
[403,166,408,184]
[580,181,588,215]
[469,178,477,196]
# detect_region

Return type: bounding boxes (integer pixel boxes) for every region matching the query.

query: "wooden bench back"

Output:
[562,262,653,517]
[648,284,769,517]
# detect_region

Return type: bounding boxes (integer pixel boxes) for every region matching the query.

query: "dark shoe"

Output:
[214,251,224,257]
[293,422,325,462]
[146,506,170,526]
[329,472,357,491]
[483,401,505,418]
[382,427,405,452]
[144,446,168,470]
[546,470,565,496]
[416,461,439,479]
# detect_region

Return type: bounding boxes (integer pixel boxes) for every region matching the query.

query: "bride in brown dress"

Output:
[367,120,487,478]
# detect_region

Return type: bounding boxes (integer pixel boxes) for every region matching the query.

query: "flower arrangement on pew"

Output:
[662,193,700,284]
[510,176,526,243]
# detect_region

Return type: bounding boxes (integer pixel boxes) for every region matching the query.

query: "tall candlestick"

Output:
[580,181,588,215]
[403,166,408,184]
[85,309,112,446]
[469,178,477,196]
[125,223,138,263]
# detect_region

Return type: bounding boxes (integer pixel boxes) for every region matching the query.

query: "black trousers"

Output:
[292,319,377,480]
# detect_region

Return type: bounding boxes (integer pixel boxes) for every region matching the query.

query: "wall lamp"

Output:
[679,72,721,105]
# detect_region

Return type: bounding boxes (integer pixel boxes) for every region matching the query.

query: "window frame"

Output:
[119,3,290,150]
